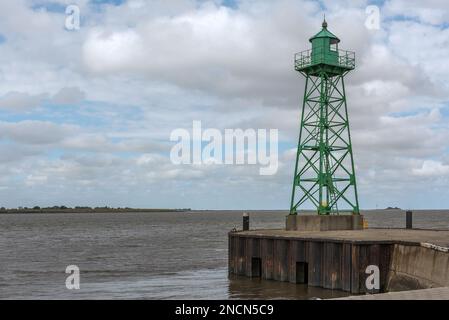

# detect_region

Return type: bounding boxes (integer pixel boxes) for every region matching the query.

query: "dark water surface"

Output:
[1,210,448,300]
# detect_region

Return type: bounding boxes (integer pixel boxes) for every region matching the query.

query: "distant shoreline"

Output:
[1,208,448,215]
[0,207,192,214]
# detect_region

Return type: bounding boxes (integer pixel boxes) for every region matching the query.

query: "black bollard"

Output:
[406,211,413,229]
[243,212,249,231]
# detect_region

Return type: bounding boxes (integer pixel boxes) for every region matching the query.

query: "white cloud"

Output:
[0,120,77,145]
[25,174,48,186]
[51,87,85,105]
[383,0,449,25]
[81,2,320,105]
[0,91,47,111]
[0,0,448,209]
[412,160,449,177]
[0,87,86,111]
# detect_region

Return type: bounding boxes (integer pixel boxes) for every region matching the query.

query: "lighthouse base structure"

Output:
[286,215,364,231]
[229,228,449,294]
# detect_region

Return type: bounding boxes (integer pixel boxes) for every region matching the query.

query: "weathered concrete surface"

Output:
[387,244,449,291]
[286,215,364,231]
[229,228,449,294]
[332,286,449,300]
[234,229,449,247]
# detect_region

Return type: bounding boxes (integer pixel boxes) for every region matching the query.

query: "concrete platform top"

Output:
[332,286,449,300]
[232,228,449,248]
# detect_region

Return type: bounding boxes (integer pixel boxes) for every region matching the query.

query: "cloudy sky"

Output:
[0,0,448,210]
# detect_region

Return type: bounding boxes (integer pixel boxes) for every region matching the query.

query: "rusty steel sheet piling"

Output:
[228,229,449,294]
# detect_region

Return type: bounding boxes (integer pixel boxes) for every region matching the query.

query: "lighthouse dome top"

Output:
[309,19,340,44]
[294,18,355,76]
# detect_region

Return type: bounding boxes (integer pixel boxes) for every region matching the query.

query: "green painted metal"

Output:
[290,19,360,216]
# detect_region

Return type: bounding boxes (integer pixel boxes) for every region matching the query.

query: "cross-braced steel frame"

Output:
[290,70,360,215]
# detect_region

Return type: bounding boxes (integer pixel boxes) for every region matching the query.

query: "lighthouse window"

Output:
[330,43,337,52]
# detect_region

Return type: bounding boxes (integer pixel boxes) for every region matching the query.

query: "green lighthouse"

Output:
[290,19,360,215]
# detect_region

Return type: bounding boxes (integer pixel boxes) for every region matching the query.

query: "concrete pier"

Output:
[286,215,364,231]
[228,228,449,294]
[333,286,449,300]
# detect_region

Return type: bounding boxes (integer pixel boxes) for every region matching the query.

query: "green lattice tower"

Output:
[290,19,360,216]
